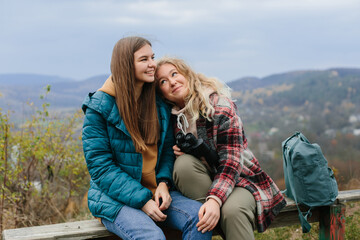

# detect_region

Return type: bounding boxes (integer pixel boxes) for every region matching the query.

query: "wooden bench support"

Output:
[2,190,360,240]
[319,204,346,240]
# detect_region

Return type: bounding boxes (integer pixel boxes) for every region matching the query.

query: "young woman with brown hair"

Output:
[82,37,212,240]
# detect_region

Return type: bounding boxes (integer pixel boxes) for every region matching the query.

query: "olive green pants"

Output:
[173,154,256,240]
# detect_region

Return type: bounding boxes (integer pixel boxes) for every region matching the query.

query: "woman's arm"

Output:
[153,117,176,212]
[83,108,152,209]
[207,97,244,204]
[155,117,176,183]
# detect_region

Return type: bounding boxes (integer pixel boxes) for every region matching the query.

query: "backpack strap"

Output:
[288,176,312,233]
[283,132,312,233]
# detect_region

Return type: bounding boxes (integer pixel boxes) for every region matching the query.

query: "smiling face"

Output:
[156,63,189,108]
[134,44,156,84]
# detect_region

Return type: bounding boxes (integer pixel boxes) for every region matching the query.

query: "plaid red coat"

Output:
[174,93,286,232]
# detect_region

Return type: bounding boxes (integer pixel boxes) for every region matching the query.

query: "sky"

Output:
[1,0,360,83]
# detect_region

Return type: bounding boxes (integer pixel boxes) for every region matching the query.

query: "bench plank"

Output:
[270,206,320,228]
[2,190,360,240]
[1,220,120,240]
[335,190,360,203]
[274,190,360,214]
[270,190,360,229]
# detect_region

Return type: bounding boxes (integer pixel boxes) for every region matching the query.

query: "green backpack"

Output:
[282,132,338,233]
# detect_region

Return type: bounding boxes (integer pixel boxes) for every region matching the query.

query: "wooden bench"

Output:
[2,189,360,240]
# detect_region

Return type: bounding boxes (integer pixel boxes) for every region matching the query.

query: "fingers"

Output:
[154,194,160,207]
[196,201,220,233]
[197,212,218,233]
[174,151,184,156]
[196,209,209,229]
[142,200,167,222]
[173,145,181,151]
[159,190,172,211]
[172,145,184,156]
[198,204,205,221]
[155,183,172,211]
[149,208,167,222]
[159,195,172,211]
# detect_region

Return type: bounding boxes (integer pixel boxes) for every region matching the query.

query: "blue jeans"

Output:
[102,191,212,240]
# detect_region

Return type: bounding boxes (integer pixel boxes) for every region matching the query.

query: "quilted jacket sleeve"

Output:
[155,118,175,183]
[82,108,152,209]
[207,97,244,204]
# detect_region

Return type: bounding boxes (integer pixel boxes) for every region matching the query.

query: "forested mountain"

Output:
[0,74,107,115]
[229,68,360,108]
[228,68,360,189]
[228,68,360,134]
[1,68,360,189]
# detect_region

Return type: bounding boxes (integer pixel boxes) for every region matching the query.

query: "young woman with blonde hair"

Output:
[155,57,286,240]
[82,37,212,240]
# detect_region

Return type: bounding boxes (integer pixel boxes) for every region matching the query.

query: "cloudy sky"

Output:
[1,0,359,82]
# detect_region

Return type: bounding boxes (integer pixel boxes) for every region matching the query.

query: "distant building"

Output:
[268,127,279,135]
[349,114,360,123]
[354,129,360,136]
[257,142,275,161]
[324,129,337,138]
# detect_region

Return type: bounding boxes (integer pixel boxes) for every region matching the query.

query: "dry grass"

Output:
[211,201,360,240]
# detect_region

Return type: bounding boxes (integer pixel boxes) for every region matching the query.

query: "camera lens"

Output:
[176,132,185,145]
[185,133,197,145]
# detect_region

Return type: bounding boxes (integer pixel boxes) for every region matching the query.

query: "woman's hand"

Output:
[154,182,172,211]
[141,199,167,222]
[173,145,184,157]
[196,198,221,233]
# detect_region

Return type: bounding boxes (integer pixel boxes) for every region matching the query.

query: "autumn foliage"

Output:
[0,86,90,231]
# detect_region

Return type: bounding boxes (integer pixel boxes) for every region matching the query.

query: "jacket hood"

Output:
[82,91,131,137]
[98,76,115,97]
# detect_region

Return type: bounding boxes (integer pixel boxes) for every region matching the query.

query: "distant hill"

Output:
[228,68,360,111]
[227,67,360,129]
[0,74,74,86]
[47,75,108,108]
[0,74,108,115]
[228,68,360,92]
[1,68,360,120]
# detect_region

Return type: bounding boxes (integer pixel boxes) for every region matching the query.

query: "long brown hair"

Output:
[111,36,159,152]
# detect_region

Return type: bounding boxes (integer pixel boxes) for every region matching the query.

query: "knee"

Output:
[148,228,166,240]
[173,154,198,181]
[220,205,255,240]
[137,225,165,240]
[221,203,254,224]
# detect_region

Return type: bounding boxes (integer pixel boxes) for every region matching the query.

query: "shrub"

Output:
[0,86,90,230]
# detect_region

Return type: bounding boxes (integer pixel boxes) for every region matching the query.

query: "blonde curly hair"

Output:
[155,57,231,121]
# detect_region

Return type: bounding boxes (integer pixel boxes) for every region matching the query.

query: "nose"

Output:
[168,78,177,86]
[148,58,156,67]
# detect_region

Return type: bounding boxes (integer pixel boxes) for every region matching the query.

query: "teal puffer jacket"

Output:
[82,91,175,222]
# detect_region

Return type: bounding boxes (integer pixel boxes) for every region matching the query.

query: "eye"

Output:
[160,79,167,85]
[171,72,178,77]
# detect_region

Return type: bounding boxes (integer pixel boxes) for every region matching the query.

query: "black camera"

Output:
[176,132,219,172]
